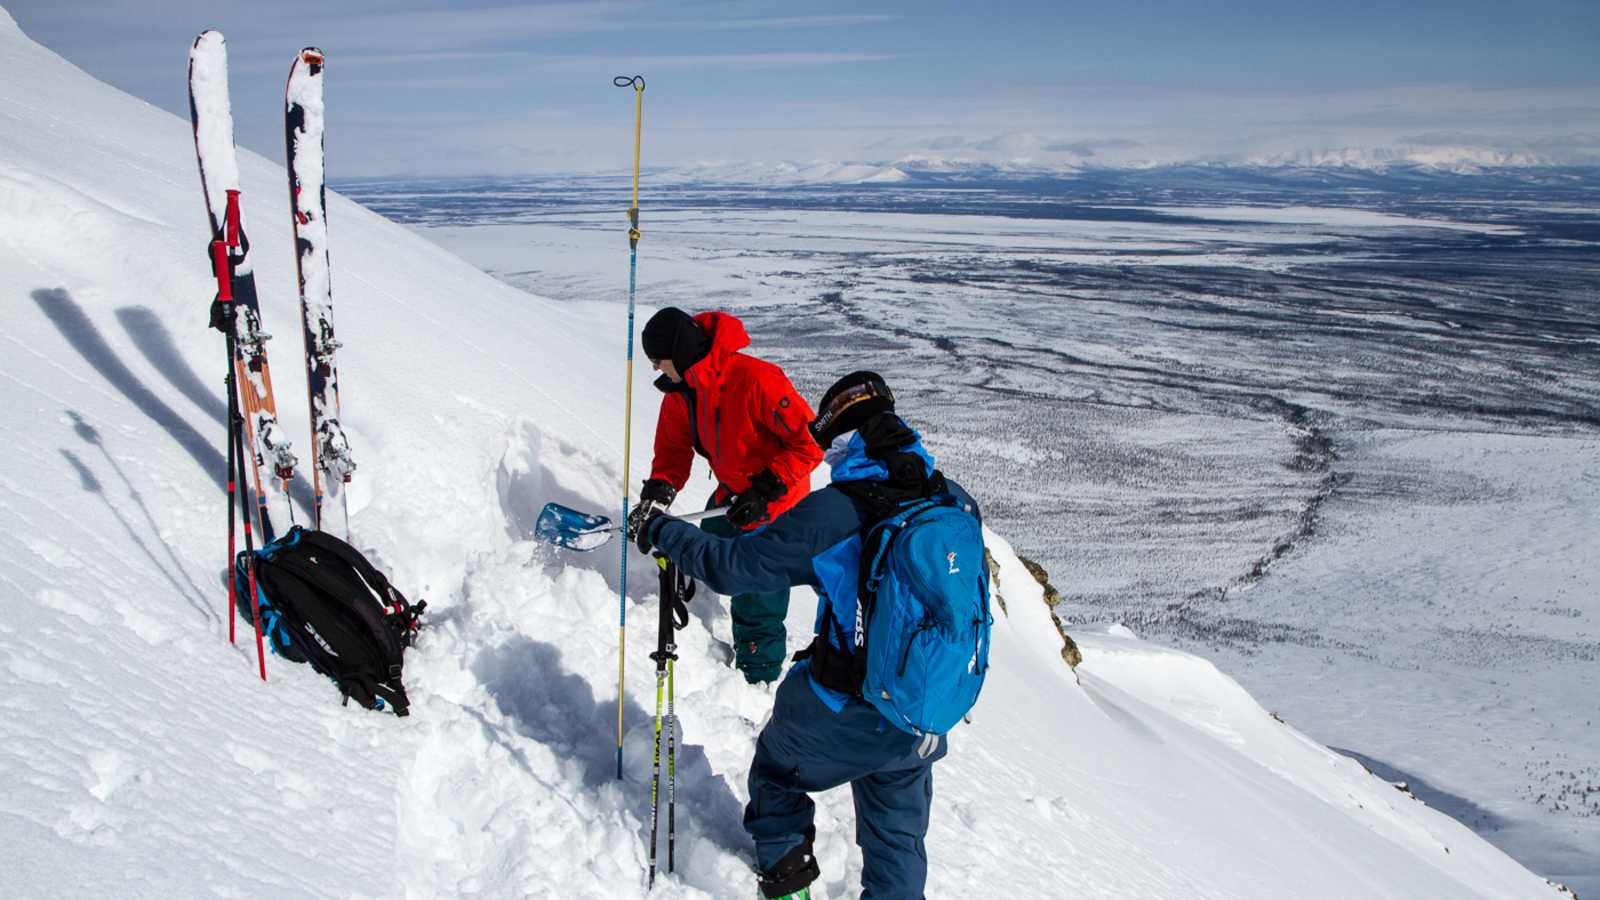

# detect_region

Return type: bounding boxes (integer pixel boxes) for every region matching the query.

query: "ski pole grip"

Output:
[224,189,242,249]
[210,239,233,301]
[613,75,644,90]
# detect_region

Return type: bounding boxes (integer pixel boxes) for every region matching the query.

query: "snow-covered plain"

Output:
[0,9,1578,900]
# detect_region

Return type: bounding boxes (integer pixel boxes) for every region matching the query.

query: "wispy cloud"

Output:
[340,74,519,90]
[543,51,902,71]
[336,50,533,68]
[307,5,895,47]
[1043,138,1142,157]
[647,14,897,31]
[299,2,651,50]
[175,4,893,54]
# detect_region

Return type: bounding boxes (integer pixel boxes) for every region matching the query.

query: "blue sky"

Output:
[6,0,1598,175]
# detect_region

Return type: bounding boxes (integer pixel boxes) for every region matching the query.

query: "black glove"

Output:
[727,470,785,530]
[626,478,677,541]
[635,509,668,555]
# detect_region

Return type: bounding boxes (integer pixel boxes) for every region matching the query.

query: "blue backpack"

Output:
[858,494,992,736]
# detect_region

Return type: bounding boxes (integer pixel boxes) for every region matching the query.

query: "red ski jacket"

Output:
[649,312,822,526]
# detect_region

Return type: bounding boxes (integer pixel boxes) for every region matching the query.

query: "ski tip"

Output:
[300,47,324,67]
[190,30,229,83]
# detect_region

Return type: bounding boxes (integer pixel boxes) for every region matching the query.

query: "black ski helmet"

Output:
[809,371,895,448]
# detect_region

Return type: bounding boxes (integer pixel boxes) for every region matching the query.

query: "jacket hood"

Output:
[684,311,750,386]
[651,311,753,394]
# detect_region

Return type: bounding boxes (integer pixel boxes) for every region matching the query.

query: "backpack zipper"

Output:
[897,621,932,676]
[973,618,985,675]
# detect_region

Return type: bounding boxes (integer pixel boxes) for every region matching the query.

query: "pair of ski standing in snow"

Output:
[193,34,352,543]
[191,33,355,677]
[627,306,987,900]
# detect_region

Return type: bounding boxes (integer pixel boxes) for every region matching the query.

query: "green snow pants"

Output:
[700,513,790,684]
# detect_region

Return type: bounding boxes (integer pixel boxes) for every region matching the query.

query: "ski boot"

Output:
[757,827,819,900]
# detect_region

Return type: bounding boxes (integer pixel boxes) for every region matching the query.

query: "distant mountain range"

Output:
[642,156,1600,188]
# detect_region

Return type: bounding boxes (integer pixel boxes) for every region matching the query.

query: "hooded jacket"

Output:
[646,423,981,711]
[650,311,822,523]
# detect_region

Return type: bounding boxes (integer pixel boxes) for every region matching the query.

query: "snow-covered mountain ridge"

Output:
[635,155,1600,187]
[0,10,1569,899]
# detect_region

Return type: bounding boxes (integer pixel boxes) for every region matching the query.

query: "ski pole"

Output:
[225,363,237,646]
[213,239,239,646]
[666,562,691,876]
[234,402,268,681]
[613,72,645,782]
[647,553,689,889]
[212,205,267,681]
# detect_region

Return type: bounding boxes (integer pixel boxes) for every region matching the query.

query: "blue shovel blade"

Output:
[535,502,614,551]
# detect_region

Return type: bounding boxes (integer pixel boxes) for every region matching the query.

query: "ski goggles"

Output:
[809,379,894,448]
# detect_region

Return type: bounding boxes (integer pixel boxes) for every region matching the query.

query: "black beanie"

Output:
[641,307,712,374]
[809,371,895,448]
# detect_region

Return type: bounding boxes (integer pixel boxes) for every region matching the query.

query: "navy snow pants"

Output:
[745,668,948,899]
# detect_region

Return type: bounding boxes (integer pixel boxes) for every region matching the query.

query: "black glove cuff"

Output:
[748,469,785,500]
[641,478,677,505]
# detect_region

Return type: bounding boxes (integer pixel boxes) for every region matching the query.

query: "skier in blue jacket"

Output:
[637,371,981,900]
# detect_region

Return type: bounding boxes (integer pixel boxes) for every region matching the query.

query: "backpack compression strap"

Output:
[795,475,951,696]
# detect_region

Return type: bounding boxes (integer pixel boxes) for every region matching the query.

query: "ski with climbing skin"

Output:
[286,46,355,533]
[190,29,297,543]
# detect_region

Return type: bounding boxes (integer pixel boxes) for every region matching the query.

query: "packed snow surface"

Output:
[0,10,1566,899]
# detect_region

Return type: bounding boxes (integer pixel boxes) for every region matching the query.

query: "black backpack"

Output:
[233,526,425,716]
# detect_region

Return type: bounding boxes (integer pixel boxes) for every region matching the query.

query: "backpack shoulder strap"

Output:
[292,529,425,639]
[352,677,411,717]
[265,550,407,665]
[833,479,893,522]
[296,529,413,611]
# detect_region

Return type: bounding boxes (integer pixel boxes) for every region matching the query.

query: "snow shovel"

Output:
[535,502,729,551]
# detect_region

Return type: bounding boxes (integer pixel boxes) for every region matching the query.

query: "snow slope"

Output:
[0,11,1566,899]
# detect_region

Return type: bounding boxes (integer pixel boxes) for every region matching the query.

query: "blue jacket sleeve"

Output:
[648,490,856,595]
[646,481,977,598]
[650,513,821,596]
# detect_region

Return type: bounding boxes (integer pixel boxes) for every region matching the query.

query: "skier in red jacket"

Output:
[626,307,823,683]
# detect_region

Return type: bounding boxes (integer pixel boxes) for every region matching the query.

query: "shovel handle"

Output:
[601,505,729,535]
